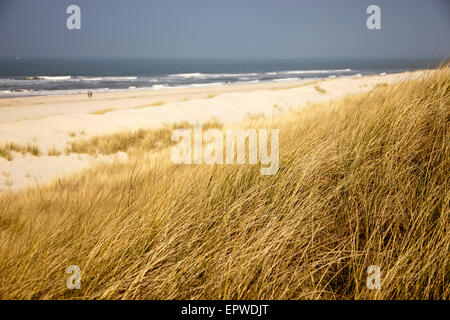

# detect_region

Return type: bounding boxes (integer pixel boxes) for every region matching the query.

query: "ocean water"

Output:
[0,58,441,98]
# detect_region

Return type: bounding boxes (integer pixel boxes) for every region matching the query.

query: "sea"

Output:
[0,57,442,98]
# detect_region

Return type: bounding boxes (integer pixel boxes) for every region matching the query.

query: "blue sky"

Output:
[0,0,449,58]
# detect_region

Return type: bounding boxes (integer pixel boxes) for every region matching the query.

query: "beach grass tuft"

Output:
[132,101,166,109]
[48,146,62,157]
[90,108,116,115]
[0,142,41,161]
[66,119,223,155]
[314,85,326,94]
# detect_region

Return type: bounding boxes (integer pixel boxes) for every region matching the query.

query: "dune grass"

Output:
[47,146,62,157]
[66,119,223,156]
[133,101,166,109]
[90,108,116,115]
[0,67,448,300]
[0,147,12,161]
[314,85,326,94]
[151,101,165,106]
[0,143,41,161]
[373,82,388,90]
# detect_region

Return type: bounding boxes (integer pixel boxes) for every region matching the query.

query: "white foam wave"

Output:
[105,76,138,80]
[152,84,169,90]
[79,76,138,81]
[174,73,203,78]
[171,72,258,79]
[80,77,103,81]
[283,68,351,75]
[218,73,258,77]
[273,77,300,82]
[37,76,72,80]
[190,82,224,87]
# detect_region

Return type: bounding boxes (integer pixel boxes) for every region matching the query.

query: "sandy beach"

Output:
[0,71,424,191]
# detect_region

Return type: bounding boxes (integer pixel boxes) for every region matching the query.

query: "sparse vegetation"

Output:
[133,101,166,109]
[0,67,448,300]
[374,82,388,90]
[0,142,41,161]
[66,119,223,155]
[48,146,62,157]
[273,104,284,112]
[0,147,12,161]
[314,85,326,94]
[245,112,266,121]
[90,108,116,115]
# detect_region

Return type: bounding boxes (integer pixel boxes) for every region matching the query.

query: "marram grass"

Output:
[0,67,448,300]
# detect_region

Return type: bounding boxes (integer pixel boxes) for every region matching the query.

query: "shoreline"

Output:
[1,68,412,101]
[0,77,320,100]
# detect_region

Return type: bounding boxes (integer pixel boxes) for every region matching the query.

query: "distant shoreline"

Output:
[0,77,316,99]
[0,71,405,101]
[1,56,442,99]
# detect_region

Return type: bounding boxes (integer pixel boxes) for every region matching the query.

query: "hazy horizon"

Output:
[0,0,449,59]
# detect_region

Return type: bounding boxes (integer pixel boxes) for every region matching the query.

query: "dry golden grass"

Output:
[90,108,116,115]
[0,67,448,300]
[133,101,166,109]
[152,101,165,106]
[314,85,326,94]
[48,146,62,157]
[374,82,388,89]
[0,143,41,161]
[66,119,223,156]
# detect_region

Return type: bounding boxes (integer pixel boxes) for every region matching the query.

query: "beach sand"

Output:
[0,71,425,191]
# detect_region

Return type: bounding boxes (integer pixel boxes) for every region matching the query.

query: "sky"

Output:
[0,0,449,59]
